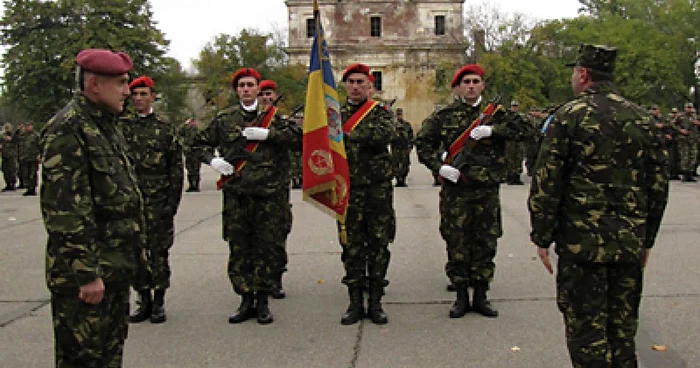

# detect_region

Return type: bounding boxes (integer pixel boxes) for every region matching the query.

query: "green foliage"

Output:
[1,0,171,124]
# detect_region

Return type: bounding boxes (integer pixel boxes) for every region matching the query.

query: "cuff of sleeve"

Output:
[75,269,100,287]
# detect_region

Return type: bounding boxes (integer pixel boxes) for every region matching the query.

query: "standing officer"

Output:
[180,118,202,192]
[40,48,144,368]
[677,102,698,182]
[15,123,26,189]
[650,105,678,180]
[1,123,18,191]
[196,68,301,324]
[119,75,184,324]
[416,64,529,319]
[504,101,531,185]
[257,78,291,299]
[338,63,396,325]
[19,123,40,196]
[391,108,414,187]
[529,44,669,367]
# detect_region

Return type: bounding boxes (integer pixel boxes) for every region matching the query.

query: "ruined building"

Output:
[285,0,466,124]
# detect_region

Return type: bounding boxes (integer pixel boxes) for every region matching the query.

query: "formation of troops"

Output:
[1,42,685,367]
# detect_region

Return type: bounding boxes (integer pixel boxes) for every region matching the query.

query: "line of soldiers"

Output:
[1,122,40,195]
[649,102,700,182]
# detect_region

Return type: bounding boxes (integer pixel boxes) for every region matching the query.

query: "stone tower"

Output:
[285,0,466,124]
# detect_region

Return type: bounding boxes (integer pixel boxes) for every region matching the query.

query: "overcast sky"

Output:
[149,0,582,71]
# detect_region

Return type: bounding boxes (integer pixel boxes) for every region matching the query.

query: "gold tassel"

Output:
[339,221,348,246]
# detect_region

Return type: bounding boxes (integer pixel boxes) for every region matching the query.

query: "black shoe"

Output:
[446,283,456,292]
[395,178,407,187]
[1,186,15,192]
[150,290,167,323]
[256,292,273,324]
[271,275,286,299]
[341,287,365,325]
[229,293,256,324]
[129,290,152,323]
[449,287,470,318]
[22,189,36,196]
[185,187,196,192]
[368,284,388,324]
[472,283,498,317]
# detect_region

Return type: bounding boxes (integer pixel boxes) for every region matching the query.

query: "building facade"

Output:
[285,0,466,124]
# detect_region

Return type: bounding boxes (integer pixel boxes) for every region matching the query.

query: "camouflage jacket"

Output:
[1,132,17,159]
[40,94,145,290]
[196,102,302,196]
[178,122,200,153]
[342,100,396,186]
[118,111,183,213]
[675,112,699,142]
[528,82,669,264]
[391,118,414,150]
[416,97,530,187]
[19,131,40,161]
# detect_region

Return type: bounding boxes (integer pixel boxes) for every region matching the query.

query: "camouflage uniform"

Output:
[505,109,534,184]
[18,128,40,194]
[676,108,698,180]
[14,126,26,188]
[650,111,678,180]
[289,117,303,189]
[1,126,18,190]
[416,98,529,290]
[118,111,183,292]
[40,94,145,368]
[340,100,396,289]
[178,121,202,191]
[528,45,669,368]
[391,116,414,186]
[196,103,301,295]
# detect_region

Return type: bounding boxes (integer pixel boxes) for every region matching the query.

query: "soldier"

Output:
[15,123,26,189]
[289,111,304,189]
[257,78,290,299]
[676,102,698,182]
[338,63,396,325]
[524,107,546,176]
[649,105,678,180]
[40,49,144,368]
[180,118,202,192]
[118,75,184,324]
[416,64,529,319]
[391,108,414,187]
[196,68,301,324]
[529,44,669,367]
[504,101,532,185]
[18,123,40,196]
[1,123,18,191]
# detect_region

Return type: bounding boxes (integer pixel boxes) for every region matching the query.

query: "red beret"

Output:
[76,49,133,75]
[368,74,375,83]
[451,64,484,87]
[231,68,261,87]
[129,75,155,90]
[342,63,370,82]
[259,80,277,91]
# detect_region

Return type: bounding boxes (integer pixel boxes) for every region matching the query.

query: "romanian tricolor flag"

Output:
[302,0,350,224]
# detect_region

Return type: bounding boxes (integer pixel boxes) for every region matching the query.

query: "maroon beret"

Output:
[231,68,261,87]
[129,75,155,91]
[76,49,133,75]
[259,80,277,91]
[451,64,484,87]
[368,73,376,83]
[342,63,371,82]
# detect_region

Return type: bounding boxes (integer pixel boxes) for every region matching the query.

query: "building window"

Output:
[371,17,382,37]
[372,71,382,91]
[306,18,315,38]
[435,15,446,36]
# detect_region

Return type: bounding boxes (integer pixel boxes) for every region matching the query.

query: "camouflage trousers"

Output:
[223,191,291,294]
[133,203,175,291]
[338,181,395,286]
[1,156,17,187]
[19,159,38,190]
[556,260,643,368]
[184,153,201,182]
[51,287,130,368]
[505,141,525,175]
[678,139,697,172]
[439,186,502,286]
[391,148,411,180]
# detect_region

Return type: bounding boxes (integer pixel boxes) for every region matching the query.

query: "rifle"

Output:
[215,95,284,190]
[448,94,502,172]
[289,104,305,119]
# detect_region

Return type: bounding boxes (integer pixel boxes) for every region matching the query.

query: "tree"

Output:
[0,0,171,124]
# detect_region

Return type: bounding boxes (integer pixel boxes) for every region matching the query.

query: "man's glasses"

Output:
[461,78,482,85]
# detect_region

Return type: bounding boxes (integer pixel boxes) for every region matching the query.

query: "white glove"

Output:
[438,165,460,183]
[470,126,493,140]
[210,157,234,176]
[242,127,270,141]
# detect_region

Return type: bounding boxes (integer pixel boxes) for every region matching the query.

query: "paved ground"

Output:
[1,154,698,368]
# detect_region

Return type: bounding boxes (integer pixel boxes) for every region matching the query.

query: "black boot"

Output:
[271,273,286,299]
[229,292,255,324]
[340,286,365,325]
[511,174,524,185]
[256,292,274,324]
[150,290,167,323]
[472,282,498,317]
[22,188,36,196]
[368,284,388,324]
[185,178,195,192]
[449,286,470,318]
[446,283,456,292]
[683,171,697,182]
[1,184,15,192]
[395,178,407,187]
[129,290,152,323]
